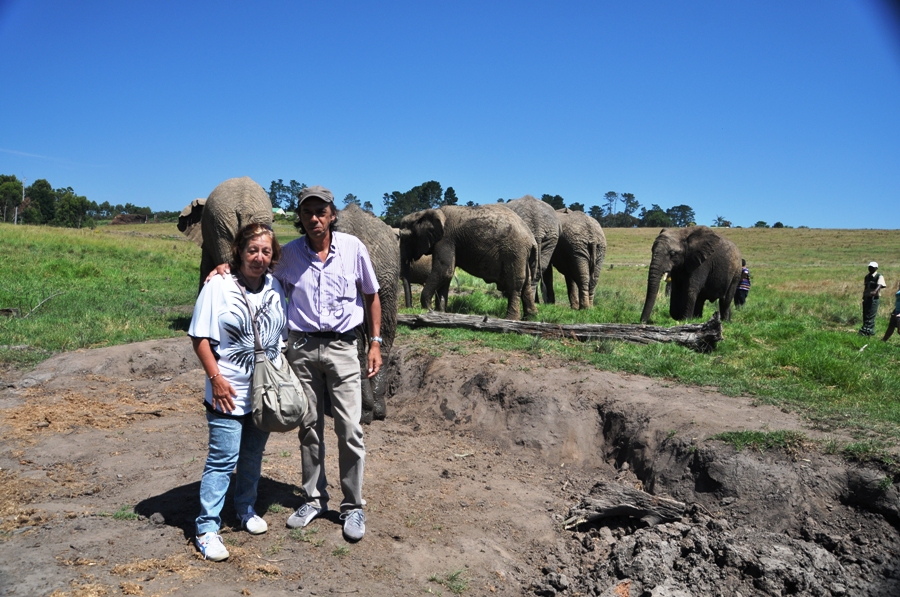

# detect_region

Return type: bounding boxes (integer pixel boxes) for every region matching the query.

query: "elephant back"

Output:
[201,177,273,260]
[334,204,399,351]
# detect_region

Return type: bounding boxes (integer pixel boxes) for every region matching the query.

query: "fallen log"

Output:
[396,311,722,352]
[564,480,687,529]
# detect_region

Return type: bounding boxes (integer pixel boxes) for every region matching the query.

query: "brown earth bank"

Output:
[0,337,898,597]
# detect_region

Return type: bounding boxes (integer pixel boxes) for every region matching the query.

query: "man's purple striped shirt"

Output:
[273,231,379,334]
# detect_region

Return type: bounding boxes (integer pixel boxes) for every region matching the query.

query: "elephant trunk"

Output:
[640,263,665,323]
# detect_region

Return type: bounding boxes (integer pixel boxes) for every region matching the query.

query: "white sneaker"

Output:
[286,503,323,529]
[241,512,268,535]
[340,508,366,541]
[196,532,229,561]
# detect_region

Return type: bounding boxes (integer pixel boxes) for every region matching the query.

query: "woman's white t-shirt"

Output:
[188,274,287,416]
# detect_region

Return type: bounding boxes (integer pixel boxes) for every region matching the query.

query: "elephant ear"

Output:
[411,209,445,258]
[684,227,720,270]
[177,198,206,247]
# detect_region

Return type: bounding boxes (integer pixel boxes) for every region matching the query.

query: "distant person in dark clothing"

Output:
[860,261,886,336]
[734,259,750,307]
[882,280,900,342]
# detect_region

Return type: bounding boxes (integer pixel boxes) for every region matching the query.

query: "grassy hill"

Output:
[2,222,899,457]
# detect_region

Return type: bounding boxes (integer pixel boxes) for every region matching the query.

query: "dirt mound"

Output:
[0,338,898,596]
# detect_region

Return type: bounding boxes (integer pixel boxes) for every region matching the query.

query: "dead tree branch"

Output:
[397,311,722,352]
[20,292,66,320]
[564,480,687,529]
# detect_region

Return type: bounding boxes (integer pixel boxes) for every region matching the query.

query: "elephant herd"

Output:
[179,177,744,421]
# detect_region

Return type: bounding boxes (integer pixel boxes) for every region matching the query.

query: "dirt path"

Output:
[1,338,898,596]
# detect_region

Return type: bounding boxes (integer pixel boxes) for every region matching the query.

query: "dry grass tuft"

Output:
[111,553,201,580]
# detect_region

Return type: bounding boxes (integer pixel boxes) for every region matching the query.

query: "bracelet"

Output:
[209,373,221,381]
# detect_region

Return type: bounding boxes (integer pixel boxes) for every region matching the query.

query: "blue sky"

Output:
[2,0,899,228]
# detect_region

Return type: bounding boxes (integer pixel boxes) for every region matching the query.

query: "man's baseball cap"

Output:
[869,261,879,269]
[298,185,335,205]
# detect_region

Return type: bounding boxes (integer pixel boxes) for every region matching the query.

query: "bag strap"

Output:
[234,277,264,353]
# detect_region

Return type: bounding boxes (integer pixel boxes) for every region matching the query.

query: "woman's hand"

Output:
[210,375,238,413]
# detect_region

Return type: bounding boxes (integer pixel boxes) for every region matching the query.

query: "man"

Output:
[860,261,886,336]
[276,185,381,541]
[734,259,751,308]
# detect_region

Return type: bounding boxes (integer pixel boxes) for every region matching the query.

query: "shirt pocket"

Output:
[339,274,358,304]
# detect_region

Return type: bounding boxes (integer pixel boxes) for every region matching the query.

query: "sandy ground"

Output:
[1,337,898,597]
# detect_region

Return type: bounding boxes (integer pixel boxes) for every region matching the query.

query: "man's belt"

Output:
[290,330,356,343]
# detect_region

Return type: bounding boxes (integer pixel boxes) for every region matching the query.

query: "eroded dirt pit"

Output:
[0,338,898,597]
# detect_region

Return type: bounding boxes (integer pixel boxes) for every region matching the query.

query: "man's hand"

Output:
[204,263,231,284]
[367,342,382,378]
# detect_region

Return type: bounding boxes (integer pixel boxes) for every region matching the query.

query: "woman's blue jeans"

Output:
[196,410,270,535]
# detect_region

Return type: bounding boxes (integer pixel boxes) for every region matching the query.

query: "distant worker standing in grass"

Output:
[734,259,751,308]
[859,261,886,336]
[882,280,900,342]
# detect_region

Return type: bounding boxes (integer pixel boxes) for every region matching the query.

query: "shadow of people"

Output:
[135,476,303,539]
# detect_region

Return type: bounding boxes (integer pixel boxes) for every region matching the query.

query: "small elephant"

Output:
[639,226,742,323]
[400,254,451,310]
[505,195,561,303]
[177,177,273,293]
[545,208,607,309]
[399,205,538,321]
[334,204,399,424]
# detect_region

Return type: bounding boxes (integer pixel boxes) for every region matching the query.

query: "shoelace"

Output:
[340,510,363,526]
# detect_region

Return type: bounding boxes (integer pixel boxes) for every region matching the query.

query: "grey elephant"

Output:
[177,177,274,292]
[400,254,452,310]
[399,204,538,320]
[639,226,742,323]
[545,208,607,309]
[505,195,561,303]
[334,204,399,424]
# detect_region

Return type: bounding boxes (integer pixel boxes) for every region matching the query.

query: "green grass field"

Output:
[2,221,899,456]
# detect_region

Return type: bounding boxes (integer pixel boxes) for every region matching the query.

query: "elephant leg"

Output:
[422,258,453,312]
[437,280,450,311]
[198,249,217,295]
[542,267,555,304]
[403,278,413,309]
[566,276,579,309]
[693,299,705,319]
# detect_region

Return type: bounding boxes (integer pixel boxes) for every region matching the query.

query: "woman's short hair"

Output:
[231,222,281,272]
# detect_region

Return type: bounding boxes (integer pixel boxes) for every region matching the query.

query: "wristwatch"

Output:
[370,336,383,345]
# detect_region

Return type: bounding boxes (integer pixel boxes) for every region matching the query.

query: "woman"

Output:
[882,280,900,342]
[187,223,286,561]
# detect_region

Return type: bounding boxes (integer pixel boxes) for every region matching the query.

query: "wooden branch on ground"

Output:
[397,311,722,352]
[20,292,66,320]
[564,480,687,529]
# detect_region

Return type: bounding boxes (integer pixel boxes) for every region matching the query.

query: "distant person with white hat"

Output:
[860,261,886,336]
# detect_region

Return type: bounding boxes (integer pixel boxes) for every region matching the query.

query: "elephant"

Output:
[177,177,273,293]
[399,204,538,321]
[545,208,607,309]
[400,254,452,310]
[639,226,742,323]
[505,195,561,303]
[334,204,399,424]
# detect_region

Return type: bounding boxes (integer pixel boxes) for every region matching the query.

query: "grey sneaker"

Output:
[196,532,229,561]
[340,508,365,541]
[286,503,323,529]
[241,510,268,535]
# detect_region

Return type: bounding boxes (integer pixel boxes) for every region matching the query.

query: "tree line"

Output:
[0,175,181,228]
[3,172,785,230]
[273,179,792,229]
